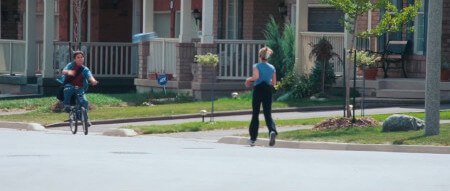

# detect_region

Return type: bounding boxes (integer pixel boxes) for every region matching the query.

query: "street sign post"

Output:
[157,74,168,94]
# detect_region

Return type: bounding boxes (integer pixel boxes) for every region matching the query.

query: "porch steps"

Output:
[376,78,426,99]
[20,84,39,95]
[377,89,425,99]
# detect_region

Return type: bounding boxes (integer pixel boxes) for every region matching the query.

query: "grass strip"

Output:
[125,112,450,146]
[258,124,450,146]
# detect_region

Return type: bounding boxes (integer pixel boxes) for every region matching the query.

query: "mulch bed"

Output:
[313,117,380,130]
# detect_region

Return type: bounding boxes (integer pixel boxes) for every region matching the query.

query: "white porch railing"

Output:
[148,38,178,76]
[36,41,43,74]
[0,40,26,75]
[54,41,137,77]
[215,39,266,80]
[299,32,344,75]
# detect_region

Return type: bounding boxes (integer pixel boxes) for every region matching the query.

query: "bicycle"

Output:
[67,86,89,135]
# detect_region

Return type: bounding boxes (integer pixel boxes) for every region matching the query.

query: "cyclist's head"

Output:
[73,50,84,59]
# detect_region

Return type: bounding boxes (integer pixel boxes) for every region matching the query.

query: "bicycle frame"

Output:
[68,87,89,135]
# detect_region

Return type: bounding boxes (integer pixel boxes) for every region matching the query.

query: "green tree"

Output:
[309,37,340,93]
[264,16,296,80]
[320,0,422,117]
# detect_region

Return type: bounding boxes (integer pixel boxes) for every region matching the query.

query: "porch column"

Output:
[201,0,214,43]
[295,0,307,74]
[425,0,443,136]
[132,0,142,75]
[179,0,192,43]
[143,0,154,33]
[24,0,36,77]
[42,0,55,78]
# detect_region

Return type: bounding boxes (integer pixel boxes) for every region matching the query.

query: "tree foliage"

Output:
[321,0,422,38]
[264,16,296,80]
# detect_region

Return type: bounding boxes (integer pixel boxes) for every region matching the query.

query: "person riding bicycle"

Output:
[58,50,98,126]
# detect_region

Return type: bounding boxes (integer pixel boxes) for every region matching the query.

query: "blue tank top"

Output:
[253,63,275,86]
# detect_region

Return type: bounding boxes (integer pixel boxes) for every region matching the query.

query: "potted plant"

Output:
[441,56,449,82]
[351,50,381,80]
[194,53,219,122]
[308,37,340,93]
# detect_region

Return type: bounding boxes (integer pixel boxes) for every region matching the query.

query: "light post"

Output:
[200,110,207,122]
[231,92,238,99]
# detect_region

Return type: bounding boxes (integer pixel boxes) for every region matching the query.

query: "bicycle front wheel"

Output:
[81,107,88,135]
[69,109,77,134]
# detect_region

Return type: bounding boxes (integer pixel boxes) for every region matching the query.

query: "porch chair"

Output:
[380,41,408,78]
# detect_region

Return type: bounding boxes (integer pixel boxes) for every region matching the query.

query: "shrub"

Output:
[264,17,296,80]
[275,72,312,100]
[309,61,336,94]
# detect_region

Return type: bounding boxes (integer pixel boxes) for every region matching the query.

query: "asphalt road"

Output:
[1,128,450,191]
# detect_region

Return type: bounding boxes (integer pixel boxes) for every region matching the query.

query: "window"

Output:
[291,5,296,28]
[413,5,425,55]
[308,8,344,32]
[386,0,402,41]
[226,0,242,39]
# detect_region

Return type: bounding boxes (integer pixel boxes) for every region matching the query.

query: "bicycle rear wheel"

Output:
[81,107,88,135]
[69,109,77,134]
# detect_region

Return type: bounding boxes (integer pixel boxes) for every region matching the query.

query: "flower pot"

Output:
[364,68,378,80]
[441,69,450,81]
[165,73,174,80]
[147,72,158,80]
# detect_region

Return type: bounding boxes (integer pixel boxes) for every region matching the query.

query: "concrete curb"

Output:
[103,129,138,137]
[0,121,46,131]
[218,136,450,154]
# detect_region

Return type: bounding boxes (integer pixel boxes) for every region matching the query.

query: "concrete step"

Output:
[378,78,425,90]
[20,84,39,94]
[377,89,425,99]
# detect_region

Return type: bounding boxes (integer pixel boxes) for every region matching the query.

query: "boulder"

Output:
[382,114,424,132]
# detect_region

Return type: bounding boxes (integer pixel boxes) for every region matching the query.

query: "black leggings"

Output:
[249,83,277,141]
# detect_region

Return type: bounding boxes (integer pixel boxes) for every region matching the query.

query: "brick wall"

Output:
[242,0,255,40]
[58,0,69,41]
[252,0,284,40]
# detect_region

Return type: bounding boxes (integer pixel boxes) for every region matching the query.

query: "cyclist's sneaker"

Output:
[248,139,256,147]
[269,131,276,146]
[87,120,92,127]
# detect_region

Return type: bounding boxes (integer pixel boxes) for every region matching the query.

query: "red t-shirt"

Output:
[70,65,84,87]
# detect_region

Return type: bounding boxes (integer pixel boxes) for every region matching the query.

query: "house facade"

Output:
[0,0,448,100]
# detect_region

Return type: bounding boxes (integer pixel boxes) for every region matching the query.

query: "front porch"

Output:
[334,77,450,100]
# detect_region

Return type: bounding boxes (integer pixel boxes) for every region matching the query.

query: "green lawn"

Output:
[0,92,342,125]
[124,112,450,146]
[257,124,450,146]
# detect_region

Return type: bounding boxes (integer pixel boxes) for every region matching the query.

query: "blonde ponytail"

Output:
[259,47,273,61]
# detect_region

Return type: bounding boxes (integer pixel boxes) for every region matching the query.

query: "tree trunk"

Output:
[345,21,357,118]
[321,60,325,93]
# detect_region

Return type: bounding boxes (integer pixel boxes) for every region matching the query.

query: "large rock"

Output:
[382,114,425,132]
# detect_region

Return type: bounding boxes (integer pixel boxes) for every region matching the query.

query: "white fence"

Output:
[0,40,26,75]
[54,42,137,77]
[299,32,344,75]
[148,38,178,76]
[215,39,266,80]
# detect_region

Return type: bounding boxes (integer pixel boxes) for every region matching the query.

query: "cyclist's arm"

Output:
[88,77,98,86]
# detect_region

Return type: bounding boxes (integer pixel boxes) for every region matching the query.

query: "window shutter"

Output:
[378,7,386,52]
[423,0,428,55]
[238,0,243,39]
[394,0,402,40]
[218,0,223,39]
[406,0,414,54]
